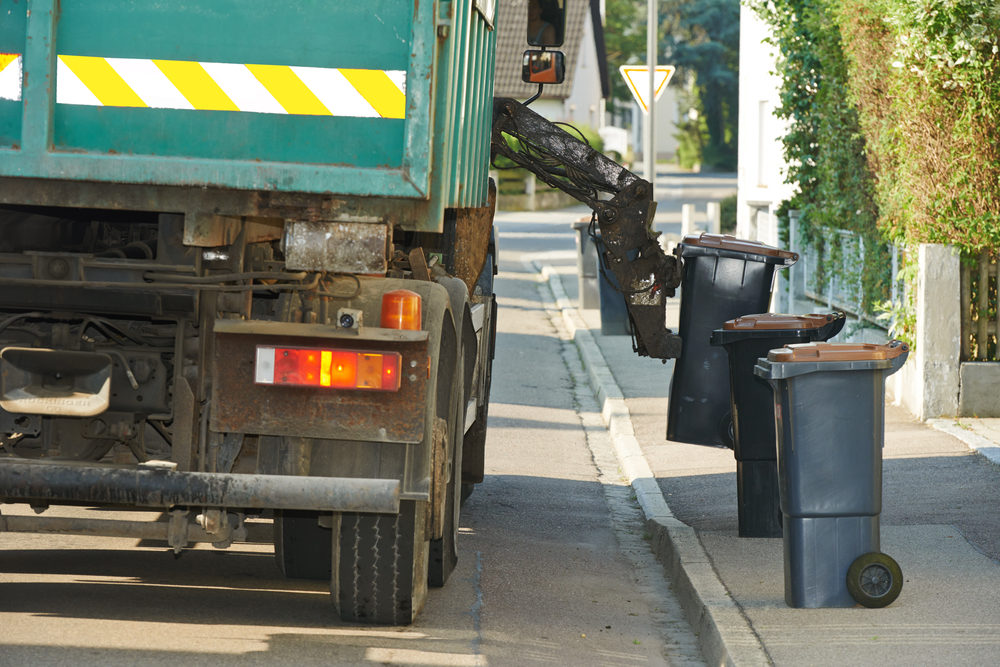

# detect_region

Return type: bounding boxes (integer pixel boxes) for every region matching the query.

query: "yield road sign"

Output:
[619,65,675,114]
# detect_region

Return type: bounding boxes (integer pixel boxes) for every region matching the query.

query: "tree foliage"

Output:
[662,0,741,170]
[602,0,740,170]
[604,0,647,113]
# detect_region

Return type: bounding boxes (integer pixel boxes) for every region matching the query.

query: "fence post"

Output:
[681,203,697,236]
[525,174,536,211]
[960,259,971,361]
[706,202,721,235]
[788,210,806,304]
[977,254,989,359]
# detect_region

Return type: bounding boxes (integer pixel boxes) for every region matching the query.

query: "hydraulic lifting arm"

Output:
[491,97,683,360]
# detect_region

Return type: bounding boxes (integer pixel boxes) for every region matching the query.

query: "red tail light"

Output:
[381,289,422,330]
[255,346,402,391]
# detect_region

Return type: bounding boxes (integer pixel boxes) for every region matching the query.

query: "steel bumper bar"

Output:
[0,460,400,514]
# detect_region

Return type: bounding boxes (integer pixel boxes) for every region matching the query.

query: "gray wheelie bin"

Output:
[667,234,798,447]
[710,312,846,538]
[570,219,629,333]
[571,219,600,309]
[755,341,909,608]
[596,233,631,335]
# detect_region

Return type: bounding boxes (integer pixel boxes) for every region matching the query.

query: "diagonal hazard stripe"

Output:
[339,68,406,119]
[0,53,18,73]
[59,55,147,108]
[246,64,331,116]
[0,54,21,101]
[49,54,405,119]
[153,59,238,111]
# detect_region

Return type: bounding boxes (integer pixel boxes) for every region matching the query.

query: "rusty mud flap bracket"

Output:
[0,460,400,514]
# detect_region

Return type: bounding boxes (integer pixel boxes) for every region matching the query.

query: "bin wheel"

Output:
[846,552,902,608]
[719,411,734,449]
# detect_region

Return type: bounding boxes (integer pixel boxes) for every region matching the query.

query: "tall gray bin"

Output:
[755,341,908,608]
[667,234,797,447]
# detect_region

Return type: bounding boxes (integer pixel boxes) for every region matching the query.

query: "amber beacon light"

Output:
[380,289,422,330]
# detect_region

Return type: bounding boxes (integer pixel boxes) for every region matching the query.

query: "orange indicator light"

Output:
[381,289,422,330]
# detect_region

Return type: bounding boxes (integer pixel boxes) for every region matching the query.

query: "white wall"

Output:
[736,4,794,241]
[531,98,564,121]
[563,10,604,129]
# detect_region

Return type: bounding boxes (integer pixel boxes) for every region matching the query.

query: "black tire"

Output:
[460,481,476,505]
[846,552,903,608]
[332,307,458,623]
[461,294,496,505]
[429,341,464,587]
[335,500,429,625]
[273,510,332,580]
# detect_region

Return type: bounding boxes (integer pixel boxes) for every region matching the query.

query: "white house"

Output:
[735,4,794,247]
[494,0,609,129]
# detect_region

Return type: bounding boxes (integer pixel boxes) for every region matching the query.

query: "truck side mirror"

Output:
[526,0,565,47]
[522,50,566,85]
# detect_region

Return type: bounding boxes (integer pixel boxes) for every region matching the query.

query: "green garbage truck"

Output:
[0,0,687,625]
[0,0,498,623]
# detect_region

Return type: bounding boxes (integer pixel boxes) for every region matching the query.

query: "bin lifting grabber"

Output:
[491,97,683,360]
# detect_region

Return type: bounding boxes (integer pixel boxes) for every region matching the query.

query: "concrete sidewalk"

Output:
[537,260,1000,666]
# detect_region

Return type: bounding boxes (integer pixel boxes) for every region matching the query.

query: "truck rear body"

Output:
[0,0,499,624]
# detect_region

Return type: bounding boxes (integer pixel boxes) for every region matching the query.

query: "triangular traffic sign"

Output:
[619,65,676,114]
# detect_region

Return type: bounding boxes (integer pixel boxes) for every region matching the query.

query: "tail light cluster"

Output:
[255,347,401,391]
[253,288,422,392]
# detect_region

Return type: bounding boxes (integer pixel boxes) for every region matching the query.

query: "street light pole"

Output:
[645,0,657,191]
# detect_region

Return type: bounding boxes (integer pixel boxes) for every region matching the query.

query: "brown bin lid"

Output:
[768,341,909,363]
[723,313,838,331]
[680,233,798,262]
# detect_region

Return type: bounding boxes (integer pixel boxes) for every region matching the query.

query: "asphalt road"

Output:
[0,176,731,665]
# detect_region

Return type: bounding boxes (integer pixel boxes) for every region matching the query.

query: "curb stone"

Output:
[536,263,771,667]
[927,419,1000,466]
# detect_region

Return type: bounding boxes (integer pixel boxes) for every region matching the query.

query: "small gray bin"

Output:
[571,220,600,310]
[572,220,632,335]
[755,341,908,608]
[596,238,631,335]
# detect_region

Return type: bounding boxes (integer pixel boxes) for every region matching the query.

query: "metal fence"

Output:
[796,225,899,329]
[802,228,864,314]
[790,216,999,360]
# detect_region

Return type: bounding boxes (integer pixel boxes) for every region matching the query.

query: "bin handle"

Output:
[885,340,908,359]
[887,340,909,372]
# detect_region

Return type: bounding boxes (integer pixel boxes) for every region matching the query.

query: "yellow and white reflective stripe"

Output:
[0,53,21,101]
[1,53,406,119]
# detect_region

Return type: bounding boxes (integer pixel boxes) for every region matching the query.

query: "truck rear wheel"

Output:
[334,500,429,624]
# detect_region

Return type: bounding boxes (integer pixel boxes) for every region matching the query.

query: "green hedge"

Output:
[751,0,1000,336]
